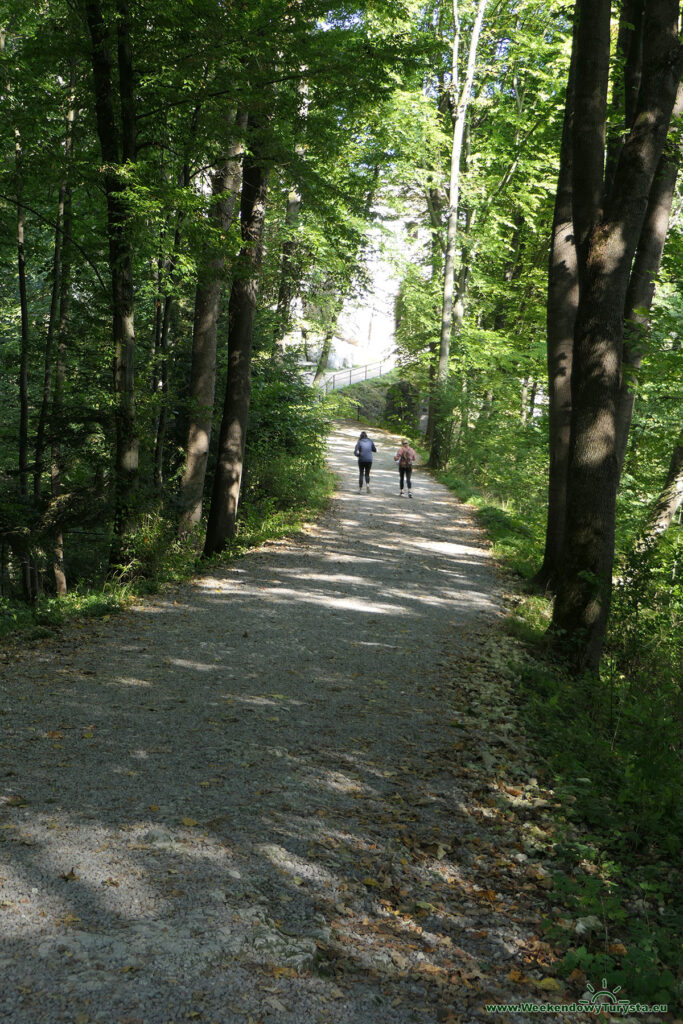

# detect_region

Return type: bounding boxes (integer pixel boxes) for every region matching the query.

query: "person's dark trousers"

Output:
[358,461,371,486]
[399,465,412,491]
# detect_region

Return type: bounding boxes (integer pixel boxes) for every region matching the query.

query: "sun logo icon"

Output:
[579,979,630,1013]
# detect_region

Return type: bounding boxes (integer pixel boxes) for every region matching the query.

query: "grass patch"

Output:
[520,658,682,1008]
[436,468,540,577]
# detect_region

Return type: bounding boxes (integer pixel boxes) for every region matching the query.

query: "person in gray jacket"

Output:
[354,431,377,493]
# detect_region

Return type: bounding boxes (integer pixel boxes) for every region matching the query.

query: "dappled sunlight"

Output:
[257,842,339,890]
[318,551,386,565]
[241,586,412,616]
[167,657,221,672]
[277,570,376,587]
[412,537,491,559]
[318,768,378,796]
[0,426,518,1021]
[226,693,306,708]
[576,408,615,466]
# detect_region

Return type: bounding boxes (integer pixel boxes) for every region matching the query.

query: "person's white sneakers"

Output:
[366,485,370,493]
[408,491,413,498]
[399,491,404,496]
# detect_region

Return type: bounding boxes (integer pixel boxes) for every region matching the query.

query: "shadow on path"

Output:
[0,424,570,1024]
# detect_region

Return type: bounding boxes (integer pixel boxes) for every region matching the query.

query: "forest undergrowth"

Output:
[347,380,682,1010]
[0,358,335,642]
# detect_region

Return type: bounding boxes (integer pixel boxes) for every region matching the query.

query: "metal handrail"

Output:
[319,357,395,394]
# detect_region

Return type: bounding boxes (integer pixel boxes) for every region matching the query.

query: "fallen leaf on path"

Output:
[535,977,563,992]
[265,996,287,1012]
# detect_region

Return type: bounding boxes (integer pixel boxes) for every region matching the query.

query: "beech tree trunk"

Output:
[274,80,308,348]
[604,0,645,198]
[312,326,335,385]
[615,79,683,476]
[429,0,488,469]
[274,184,303,345]
[51,182,72,598]
[552,0,682,673]
[16,128,29,509]
[179,114,247,532]
[204,128,269,555]
[533,24,578,591]
[152,290,173,491]
[15,122,33,602]
[85,0,139,551]
[35,92,76,502]
[636,431,683,551]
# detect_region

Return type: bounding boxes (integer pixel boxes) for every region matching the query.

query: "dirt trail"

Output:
[0,424,584,1023]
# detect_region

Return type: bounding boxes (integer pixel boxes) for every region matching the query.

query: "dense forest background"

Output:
[1,0,681,1002]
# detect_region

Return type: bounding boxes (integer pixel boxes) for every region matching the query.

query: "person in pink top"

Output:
[394,439,416,497]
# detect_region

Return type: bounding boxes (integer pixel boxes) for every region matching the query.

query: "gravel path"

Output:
[0,424,584,1024]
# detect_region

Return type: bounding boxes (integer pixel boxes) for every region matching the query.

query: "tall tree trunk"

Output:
[425,185,444,448]
[532,23,579,591]
[615,79,683,476]
[15,122,33,602]
[152,290,173,491]
[16,127,29,508]
[85,0,139,553]
[552,0,681,673]
[274,80,308,349]
[179,114,247,532]
[153,97,205,491]
[204,127,270,555]
[429,0,488,469]
[51,184,73,597]
[35,91,76,502]
[604,0,645,197]
[312,326,335,384]
[274,183,303,345]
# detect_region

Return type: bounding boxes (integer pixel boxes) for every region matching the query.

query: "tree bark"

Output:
[15,120,33,602]
[615,79,683,476]
[152,289,173,492]
[51,183,73,597]
[532,22,578,591]
[203,127,270,555]
[429,0,488,469]
[35,90,76,502]
[312,326,335,385]
[84,0,139,551]
[570,0,611,273]
[274,80,308,349]
[635,430,683,551]
[179,113,247,532]
[15,127,29,508]
[552,0,682,673]
[604,0,645,198]
[274,184,303,345]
